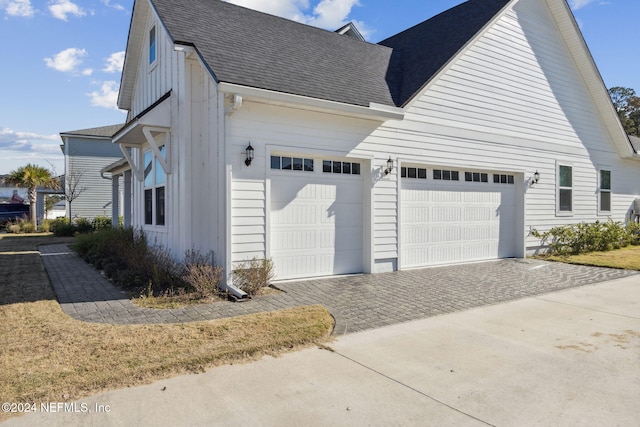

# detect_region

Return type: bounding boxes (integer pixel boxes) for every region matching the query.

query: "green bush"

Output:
[92,216,112,231]
[52,219,77,237]
[74,217,93,234]
[232,257,275,296]
[533,219,640,256]
[72,228,188,296]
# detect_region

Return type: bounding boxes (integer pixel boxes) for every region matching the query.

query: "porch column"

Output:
[123,170,132,228]
[111,175,120,228]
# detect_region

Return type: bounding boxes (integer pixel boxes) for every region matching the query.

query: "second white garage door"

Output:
[401,168,518,268]
[270,159,364,280]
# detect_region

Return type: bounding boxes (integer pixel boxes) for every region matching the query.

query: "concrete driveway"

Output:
[4,275,639,426]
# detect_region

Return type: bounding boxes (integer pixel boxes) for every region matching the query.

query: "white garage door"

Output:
[270,158,363,280]
[401,168,518,268]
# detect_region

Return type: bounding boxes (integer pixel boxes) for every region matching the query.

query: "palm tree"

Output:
[3,164,59,230]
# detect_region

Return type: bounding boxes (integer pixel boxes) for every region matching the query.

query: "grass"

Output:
[0,233,334,422]
[541,245,640,271]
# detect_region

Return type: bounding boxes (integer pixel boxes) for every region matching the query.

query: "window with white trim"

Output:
[144,146,166,226]
[271,156,314,171]
[401,167,427,179]
[493,174,515,185]
[149,26,157,65]
[557,164,573,213]
[433,169,459,181]
[599,169,611,213]
[465,172,488,183]
[322,160,360,175]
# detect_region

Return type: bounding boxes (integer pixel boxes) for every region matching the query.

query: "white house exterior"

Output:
[110,0,640,286]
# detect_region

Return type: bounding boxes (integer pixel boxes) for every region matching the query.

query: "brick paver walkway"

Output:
[40,244,638,334]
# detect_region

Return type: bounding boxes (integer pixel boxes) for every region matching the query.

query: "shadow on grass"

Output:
[0,234,74,306]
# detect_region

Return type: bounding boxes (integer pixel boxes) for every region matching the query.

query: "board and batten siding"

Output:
[127,6,225,260]
[130,7,174,120]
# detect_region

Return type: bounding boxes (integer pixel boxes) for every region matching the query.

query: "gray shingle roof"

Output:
[379,0,511,106]
[151,0,395,107]
[60,124,125,138]
[148,0,511,108]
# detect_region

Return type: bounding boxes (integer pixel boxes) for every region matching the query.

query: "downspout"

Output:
[220,93,249,301]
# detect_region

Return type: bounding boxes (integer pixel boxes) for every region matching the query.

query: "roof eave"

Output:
[218,82,404,122]
[547,0,635,159]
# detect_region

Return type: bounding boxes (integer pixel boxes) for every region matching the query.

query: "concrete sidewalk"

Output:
[4,275,639,426]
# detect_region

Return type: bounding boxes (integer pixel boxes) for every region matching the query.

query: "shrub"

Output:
[72,228,187,296]
[75,217,93,234]
[232,258,275,296]
[20,221,35,233]
[4,218,35,234]
[5,222,21,234]
[40,219,52,233]
[92,216,112,231]
[183,250,224,298]
[52,219,77,237]
[533,219,640,255]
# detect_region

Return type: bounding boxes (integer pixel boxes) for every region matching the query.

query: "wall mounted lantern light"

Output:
[532,170,540,185]
[245,143,254,166]
[384,156,394,175]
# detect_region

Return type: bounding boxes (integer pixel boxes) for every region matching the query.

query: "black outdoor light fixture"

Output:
[245,143,254,166]
[532,170,540,185]
[384,156,394,175]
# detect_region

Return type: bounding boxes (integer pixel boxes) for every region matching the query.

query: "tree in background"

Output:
[609,86,640,137]
[64,169,87,222]
[3,164,59,230]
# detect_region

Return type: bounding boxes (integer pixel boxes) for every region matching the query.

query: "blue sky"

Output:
[0,0,638,175]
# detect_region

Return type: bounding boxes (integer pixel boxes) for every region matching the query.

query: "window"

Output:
[558,164,573,213]
[144,146,166,226]
[599,169,611,212]
[149,26,157,65]
[401,167,427,179]
[322,160,360,175]
[493,174,515,184]
[433,169,459,181]
[465,172,488,183]
[271,156,313,172]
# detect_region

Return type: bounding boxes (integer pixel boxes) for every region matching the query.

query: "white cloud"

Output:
[225,0,309,21]
[103,51,125,73]
[569,0,597,10]
[306,0,360,29]
[0,128,58,152]
[44,47,88,74]
[224,0,365,36]
[1,0,35,17]
[48,0,85,21]
[88,81,120,109]
[101,0,125,11]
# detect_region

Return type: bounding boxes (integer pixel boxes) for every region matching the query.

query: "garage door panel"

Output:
[401,176,518,268]
[271,173,363,280]
[271,205,318,225]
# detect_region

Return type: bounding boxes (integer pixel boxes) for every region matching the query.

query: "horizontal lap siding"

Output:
[363,0,639,255]
[68,153,122,220]
[227,103,387,264]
